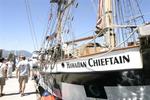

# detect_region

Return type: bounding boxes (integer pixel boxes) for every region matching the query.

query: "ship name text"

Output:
[66,55,130,68]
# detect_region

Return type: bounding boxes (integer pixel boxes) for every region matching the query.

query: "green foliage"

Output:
[0,49,2,58]
[8,52,15,61]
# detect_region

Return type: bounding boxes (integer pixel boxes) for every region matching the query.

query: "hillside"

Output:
[2,50,32,58]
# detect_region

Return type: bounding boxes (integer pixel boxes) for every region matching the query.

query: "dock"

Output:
[0,75,39,100]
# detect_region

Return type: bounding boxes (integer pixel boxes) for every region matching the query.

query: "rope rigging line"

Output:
[38,3,73,96]
[39,2,79,95]
[90,0,98,15]
[40,11,52,51]
[24,0,36,50]
[135,0,145,23]
[24,0,39,51]
[61,4,75,45]
[117,0,126,47]
[60,2,79,48]
[40,4,58,51]
[26,0,39,49]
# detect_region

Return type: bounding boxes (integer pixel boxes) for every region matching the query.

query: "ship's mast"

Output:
[50,0,74,44]
[56,7,63,44]
[104,0,115,48]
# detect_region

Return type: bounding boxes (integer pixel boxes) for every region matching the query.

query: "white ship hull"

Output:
[39,46,150,99]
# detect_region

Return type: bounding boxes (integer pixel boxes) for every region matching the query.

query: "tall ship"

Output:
[37,0,150,99]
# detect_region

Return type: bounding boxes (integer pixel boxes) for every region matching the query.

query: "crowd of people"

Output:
[0,55,39,97]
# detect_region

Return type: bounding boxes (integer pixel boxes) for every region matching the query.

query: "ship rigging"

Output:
[36,0,150,99]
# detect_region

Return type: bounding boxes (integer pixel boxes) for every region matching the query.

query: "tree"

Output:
[8,52,15,61]
[0,49,2,58]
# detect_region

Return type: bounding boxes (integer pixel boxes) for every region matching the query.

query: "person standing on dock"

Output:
[16,56,30,97]
[0,58,7,97]
[7,59,14,78]
[30,56,39,80]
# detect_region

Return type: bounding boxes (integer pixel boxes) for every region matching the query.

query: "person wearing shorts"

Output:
[16,56,30,97]
[0,58,7,97]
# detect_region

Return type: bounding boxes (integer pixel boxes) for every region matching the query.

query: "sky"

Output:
[0,0,150,53]
[0,0,50,52]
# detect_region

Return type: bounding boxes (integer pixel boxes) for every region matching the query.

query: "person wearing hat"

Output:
[16,56,30,97]
[0,58,7,97]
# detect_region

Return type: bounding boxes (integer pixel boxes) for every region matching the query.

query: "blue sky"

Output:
[0,0,150,53]
[0,0,50,52]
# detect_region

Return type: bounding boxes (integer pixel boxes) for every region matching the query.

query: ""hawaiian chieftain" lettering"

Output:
[66,55,130,68]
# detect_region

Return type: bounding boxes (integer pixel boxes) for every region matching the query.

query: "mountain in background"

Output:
[2,49,32,58]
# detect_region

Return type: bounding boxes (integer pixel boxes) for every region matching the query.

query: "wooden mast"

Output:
[104,0,115,48]
[47,0,116,48]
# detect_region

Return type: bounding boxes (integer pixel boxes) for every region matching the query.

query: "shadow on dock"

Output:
[3,91,37,97]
